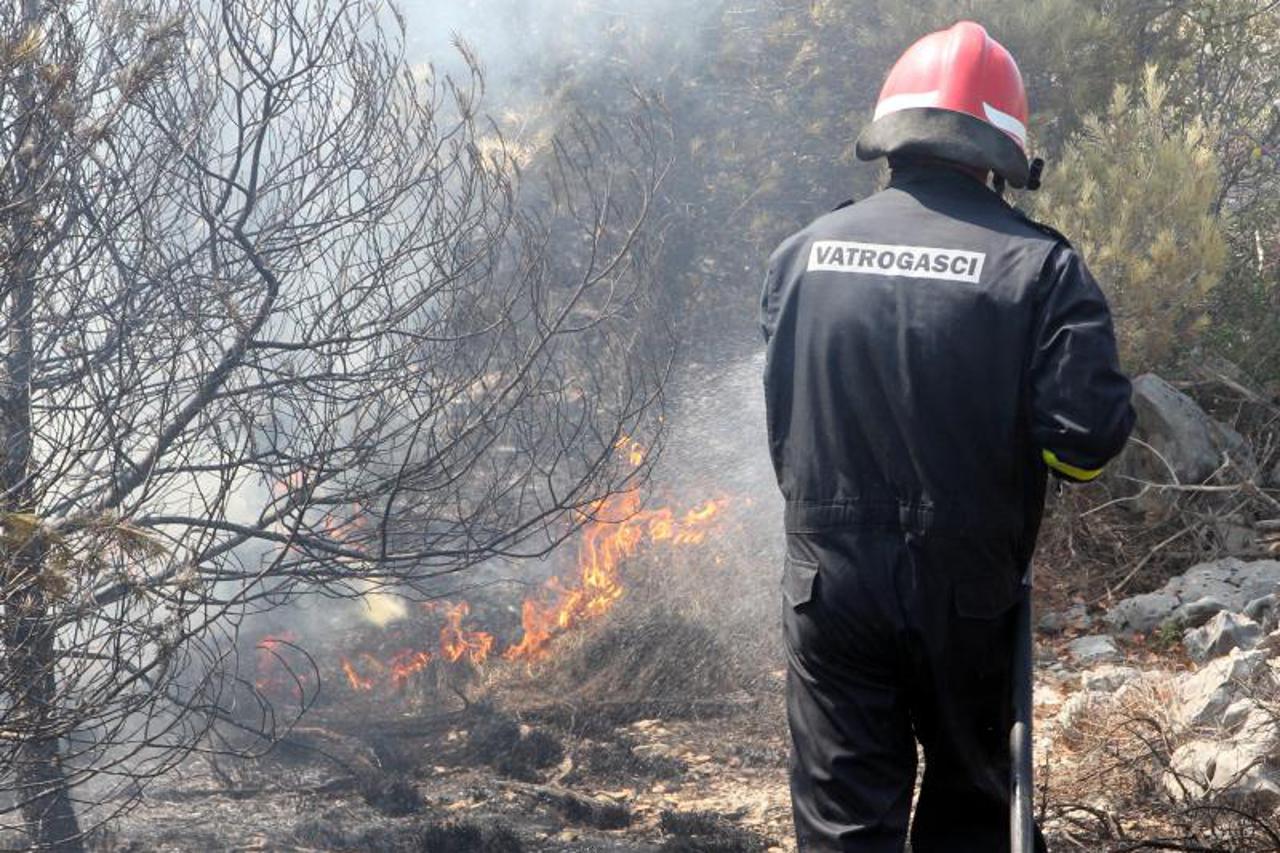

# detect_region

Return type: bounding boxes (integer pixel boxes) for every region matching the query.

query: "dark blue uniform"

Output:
[761,164,1134,852]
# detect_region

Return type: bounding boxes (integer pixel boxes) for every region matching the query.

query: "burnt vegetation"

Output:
[0,0,1278,851]
[0,0,673,848]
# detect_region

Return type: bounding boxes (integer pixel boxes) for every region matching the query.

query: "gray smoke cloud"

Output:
[392,0,787,627]
[401,0,727,97]
[238,0,784,670]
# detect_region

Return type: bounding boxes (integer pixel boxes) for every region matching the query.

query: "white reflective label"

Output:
[983,102,1028,147]
[873,90,941,121]
[807,241,986,284]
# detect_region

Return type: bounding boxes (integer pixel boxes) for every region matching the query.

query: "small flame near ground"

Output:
[256,437,729,695]
[255,631,316,701]
[502,489,725,660]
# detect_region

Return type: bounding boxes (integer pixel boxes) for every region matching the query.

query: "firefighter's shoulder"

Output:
[775,199,859,257]
[1008,205,1073,247]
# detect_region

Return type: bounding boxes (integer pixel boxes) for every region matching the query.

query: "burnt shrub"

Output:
[292,813,354,848]
[417,818,524,853]
[361,773,424,817]
[567,737,687,784]
[550,609,739,711]
[466,708,564,781]
[551,792,632,830]
[659,809,771,853]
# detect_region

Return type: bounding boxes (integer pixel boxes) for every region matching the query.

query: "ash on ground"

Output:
[87,605,793,853]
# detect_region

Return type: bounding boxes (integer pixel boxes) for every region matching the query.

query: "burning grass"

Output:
[502,488,732,662]
[116,433,792,850]
[250,474,746,721]
[525,608,743,711]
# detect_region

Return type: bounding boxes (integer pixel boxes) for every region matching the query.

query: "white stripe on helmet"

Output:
[982,102,1027,147]
[873,91,1029,149]
[873,90,941,121]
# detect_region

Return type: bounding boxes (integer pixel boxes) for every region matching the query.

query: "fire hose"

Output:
[1010,570,1035,853]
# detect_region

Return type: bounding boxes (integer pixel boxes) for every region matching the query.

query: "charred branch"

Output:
[0,0,672,846]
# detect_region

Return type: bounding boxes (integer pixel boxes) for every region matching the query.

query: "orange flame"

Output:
[340,656,376,692]
[255,631,297,693]
[616,435,647,468]
[503,491,725,661]
[439,602,495,665]
[254,631,322,702]
[388,649,433,689]
[312,437,730,692]
[339,648,433,692]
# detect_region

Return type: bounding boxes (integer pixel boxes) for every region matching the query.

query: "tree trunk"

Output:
[0,0,85,848]
[2,571,84,852]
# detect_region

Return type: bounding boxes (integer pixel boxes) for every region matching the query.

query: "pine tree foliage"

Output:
[1031,68,1227,372]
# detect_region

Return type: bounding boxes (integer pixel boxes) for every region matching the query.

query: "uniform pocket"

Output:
[782,553,820,609]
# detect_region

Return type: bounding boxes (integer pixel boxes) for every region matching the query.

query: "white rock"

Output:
[1081,665,1142,693]
[1067,634,1121,665]
[1056,690,1109,734]
[1106,558,1280,634]
[1033,682,1064,709]
[1183,611,1263,662]
[1179,596,1229,628]
[1120,375,1223,485]
[1105,591,1181,635]
[1038,604,1092,635]
[1112,375,1258,514]
[1222,698,1260,734]
[1166,707,1280,807]
[1177,648,1273,729]
[1245,593,1279,628]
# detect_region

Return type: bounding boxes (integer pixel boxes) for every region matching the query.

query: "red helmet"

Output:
[856,21,1032,187]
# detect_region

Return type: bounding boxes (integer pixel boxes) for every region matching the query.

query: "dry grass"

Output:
[1042,671,1280,851]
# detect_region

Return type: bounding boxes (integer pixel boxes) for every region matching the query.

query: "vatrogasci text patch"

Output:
[807,240,986,284]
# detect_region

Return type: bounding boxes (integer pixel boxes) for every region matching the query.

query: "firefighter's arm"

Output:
[760,236,797,344]
[1029,246,1136,482]
[760,259,779,343]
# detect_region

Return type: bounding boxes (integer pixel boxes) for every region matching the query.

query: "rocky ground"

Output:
[1032,557,1280,849]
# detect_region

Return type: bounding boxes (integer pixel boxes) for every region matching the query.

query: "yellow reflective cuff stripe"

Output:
[1042,449,1104,482]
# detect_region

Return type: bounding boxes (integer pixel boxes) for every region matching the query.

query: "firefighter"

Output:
[760,21,1135,853]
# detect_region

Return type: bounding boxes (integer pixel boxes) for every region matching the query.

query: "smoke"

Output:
[658,352,779,522]
[239,0,786,692]
[647,351,785,660]
[401,0,727,98]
